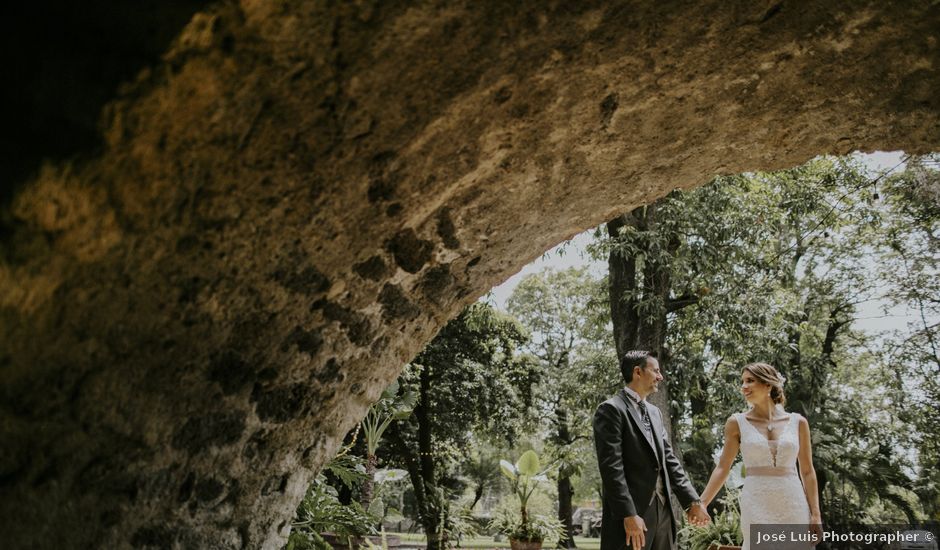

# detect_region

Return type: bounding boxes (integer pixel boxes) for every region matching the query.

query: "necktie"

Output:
[638,400,665,503]
[638,400,652,433]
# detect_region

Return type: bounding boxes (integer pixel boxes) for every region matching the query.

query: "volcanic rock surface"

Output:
[1,1,938,548]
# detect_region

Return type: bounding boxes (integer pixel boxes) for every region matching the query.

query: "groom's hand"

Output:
[686,502,711,526]
[623,515,647,550]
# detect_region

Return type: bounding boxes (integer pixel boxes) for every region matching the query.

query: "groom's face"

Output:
[635,357,663,394]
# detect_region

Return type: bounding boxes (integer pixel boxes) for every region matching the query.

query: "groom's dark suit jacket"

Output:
[593,389,699,550]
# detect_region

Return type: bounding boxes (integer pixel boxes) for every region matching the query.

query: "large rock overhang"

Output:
[1,1,938,548]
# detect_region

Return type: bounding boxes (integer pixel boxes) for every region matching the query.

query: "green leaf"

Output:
[500,459,518,480]
[391,409,412,420]
[382,380,400,398]
[324,453,368,490]
[374,468,408,484]
[516,450,540,476]
[397,390,418,411]
[367,496,385,517]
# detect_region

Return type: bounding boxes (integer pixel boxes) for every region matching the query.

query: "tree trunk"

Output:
[417,364,443,550]
[360,453,378,509]
[557,475,576,548]
[607,211,641,357]
[383,364,443,550]
[471,484,484,511]
[554,407,577,548]
[606,205,676,435]
[386,424,428,531]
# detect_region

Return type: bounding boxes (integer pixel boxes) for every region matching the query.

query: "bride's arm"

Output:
[699,416,741,508]
[797,416,822,524]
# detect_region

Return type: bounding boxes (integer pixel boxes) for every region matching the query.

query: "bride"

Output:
[698,362,823,549]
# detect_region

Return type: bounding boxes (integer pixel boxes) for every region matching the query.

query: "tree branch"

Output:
[666,293,699,313]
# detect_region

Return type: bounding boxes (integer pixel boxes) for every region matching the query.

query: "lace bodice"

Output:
[735,411,800,469]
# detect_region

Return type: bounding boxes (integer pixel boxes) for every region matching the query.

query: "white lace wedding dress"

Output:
[735,411,811,550]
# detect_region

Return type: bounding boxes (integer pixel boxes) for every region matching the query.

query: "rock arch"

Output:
[1,1,938,548]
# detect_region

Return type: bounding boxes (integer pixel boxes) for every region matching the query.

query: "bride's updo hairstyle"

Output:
[743,362,787,406]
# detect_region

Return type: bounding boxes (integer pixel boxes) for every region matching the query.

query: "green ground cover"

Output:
[386,533,601,550]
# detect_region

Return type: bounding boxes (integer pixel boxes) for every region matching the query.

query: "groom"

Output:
[594,350,710,550]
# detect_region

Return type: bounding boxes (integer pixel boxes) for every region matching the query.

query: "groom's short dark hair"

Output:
[620,350,656,383]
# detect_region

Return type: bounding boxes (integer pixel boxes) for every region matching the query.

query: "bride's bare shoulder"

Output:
[724,415,740,434]
[795,412,811,429]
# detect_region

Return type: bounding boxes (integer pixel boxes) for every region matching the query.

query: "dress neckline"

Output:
[739,412,796,467]
[740,411,795,443]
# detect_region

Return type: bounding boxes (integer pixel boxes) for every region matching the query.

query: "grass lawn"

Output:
[385,533,601,550]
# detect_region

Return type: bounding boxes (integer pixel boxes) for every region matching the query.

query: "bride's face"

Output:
[741,370,770,404]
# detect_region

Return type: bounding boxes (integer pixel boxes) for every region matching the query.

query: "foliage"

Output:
[326,451,369,491]
[506,267,619,545]
[507,267,619,416]
[362,380,417,456]
[437,500,481,545]
[383,303,538,550]
[678,489,743,550]
[489,508,566,544]
[367,468,409,521]
[461,443,506,510]
[492,450,565,542]
[396,302,536,451]
[489,488,566,544]
[290,451,377,550]
[877,154,940,519]
[499,450,547,517]
[360,379,416,509]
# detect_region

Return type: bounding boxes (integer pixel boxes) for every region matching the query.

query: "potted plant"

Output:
[491,450,566,550]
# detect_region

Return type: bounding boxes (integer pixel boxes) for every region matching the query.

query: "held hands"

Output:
[686,502,711,527]
[623,515,647,550]
[624,504,710,550]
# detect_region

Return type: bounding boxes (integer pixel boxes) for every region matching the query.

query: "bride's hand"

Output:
[808,515,823,546]
[686,502,711,526]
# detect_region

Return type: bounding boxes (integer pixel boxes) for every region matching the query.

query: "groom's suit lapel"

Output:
[649,406,665,461]
[617,389,658,458]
